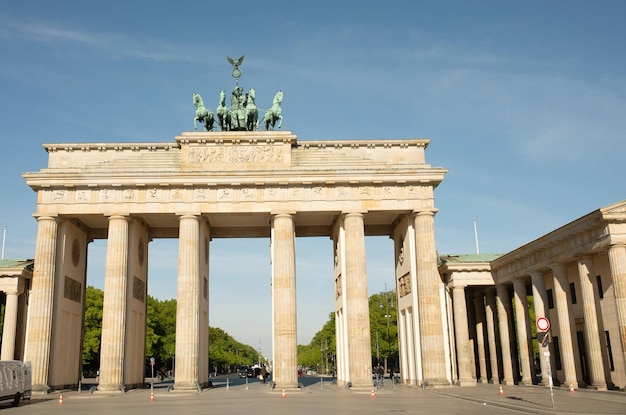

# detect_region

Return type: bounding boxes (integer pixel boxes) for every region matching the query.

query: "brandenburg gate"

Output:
[22,130,449,392]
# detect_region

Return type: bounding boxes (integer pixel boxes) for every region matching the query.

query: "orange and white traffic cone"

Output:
[569,384,575,392]
[370,389,375,398]
[58,394,63,404]
[281,389,286,398]
[150,390,154,401]
[499,386,504,395]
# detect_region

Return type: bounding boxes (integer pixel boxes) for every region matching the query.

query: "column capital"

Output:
[34,215,58,222]
[496,284,511,299]
[107,214,131,222]
[528,269,545,279]
[342,211,366,218]
[412,209,438,218]
[177,213,200,221]
[272,212,295,219]
[512,276,529,284]
[473,290,485,298]
[549,263,567,273]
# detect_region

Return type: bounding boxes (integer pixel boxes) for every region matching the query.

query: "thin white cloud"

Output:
[0,16,205,63]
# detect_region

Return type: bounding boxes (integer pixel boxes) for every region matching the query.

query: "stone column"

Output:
[530,270,554,386]
[343,212,373,388]
[485,288,500,383]
[513,278,534,385]
[474,292,488,383]
[607,244,626,376]
[551,264,579,388]
[577,257,608,390]
[413,211,448,385]
[452,285,475,385]
[24,216,58,392]
[175,214,201,390]
[1,291,20,360]
[98,215,130,392]
[496,285,515,385]
[271,213,298,389]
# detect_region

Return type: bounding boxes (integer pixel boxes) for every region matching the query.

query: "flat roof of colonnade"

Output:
[23,131,448,239]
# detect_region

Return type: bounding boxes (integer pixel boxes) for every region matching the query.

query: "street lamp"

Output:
[379,289,394,374]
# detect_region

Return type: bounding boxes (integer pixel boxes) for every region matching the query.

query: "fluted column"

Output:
[577,257,607,390]
[496,285,514,385]
[452,285,474,385]
[413,211,448,385]
[272,213,298,389]
[513,278,533,385]
[175,214,201,390]
[343,212,373,388]
[551,264,578,388]
[24,216,58,392]
[1,291,20,360]
[474,292,488,383]
[530,270,554,386]
[607,244,626,375]
[485,288,499,383]
[98,215,130,392]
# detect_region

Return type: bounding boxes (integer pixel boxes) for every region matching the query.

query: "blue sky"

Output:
[1,1,625,357]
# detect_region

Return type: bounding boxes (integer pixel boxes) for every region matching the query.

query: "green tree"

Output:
[82,286,104,373]
[209,327,259,373]
[145,296,177,369]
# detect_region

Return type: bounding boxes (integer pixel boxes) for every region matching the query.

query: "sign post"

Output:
[150,357,155,393]
[536,317,554,408]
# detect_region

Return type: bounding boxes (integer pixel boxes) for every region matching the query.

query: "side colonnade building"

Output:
[19,131,452,392]
[439,201,626,390]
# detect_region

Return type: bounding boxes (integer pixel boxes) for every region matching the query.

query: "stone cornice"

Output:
[491,200,626,282]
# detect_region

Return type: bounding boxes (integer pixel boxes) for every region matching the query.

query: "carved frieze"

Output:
[133,276,145,302]
[398,273,411,297]
[64,276,82,303]
[187,145,283,164]
[41,181,432,209]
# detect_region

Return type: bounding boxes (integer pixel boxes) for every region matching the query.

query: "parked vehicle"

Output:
[238,365,250,378]
[0,361,31,407]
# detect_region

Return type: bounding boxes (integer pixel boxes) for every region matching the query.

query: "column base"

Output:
[31,385,50,395]
[455,379,477,387]
[421,379,450,388]
[173,381,201,392]
[95,384,126,393]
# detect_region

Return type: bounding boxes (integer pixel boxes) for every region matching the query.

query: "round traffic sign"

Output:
[536,317,550,332]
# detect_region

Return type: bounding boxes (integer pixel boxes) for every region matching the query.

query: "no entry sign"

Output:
[536,317,550,332]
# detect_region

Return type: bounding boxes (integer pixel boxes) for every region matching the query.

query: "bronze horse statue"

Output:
[263,90,283,131]
[193,92,215,131]
[216,90,231,131]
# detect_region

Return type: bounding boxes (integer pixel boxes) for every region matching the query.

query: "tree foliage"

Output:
[82,286,261,374]
[297,290,399,372]
[82,286,104,372]
[208,327,260,373]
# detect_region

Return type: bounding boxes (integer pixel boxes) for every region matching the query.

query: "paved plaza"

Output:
[3,376,625,415]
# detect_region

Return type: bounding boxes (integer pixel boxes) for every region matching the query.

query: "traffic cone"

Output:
[58,394,63,404]
[569,384,575,392]
[281,389,286,398]
[150,390,154,401]
[499,386,504,395]
[370,389,375,398]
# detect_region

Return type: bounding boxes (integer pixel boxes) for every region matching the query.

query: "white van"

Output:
[0,361,32,407]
